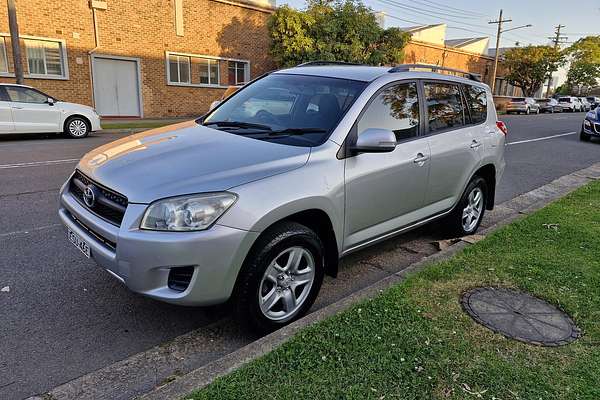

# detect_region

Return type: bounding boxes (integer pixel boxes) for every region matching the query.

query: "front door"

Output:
[93,56,141,117]
[4,85,61,133]
[344,81,430,251]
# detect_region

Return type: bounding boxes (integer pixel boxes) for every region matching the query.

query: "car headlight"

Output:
[140,192,237,231]
[584,119,592,128]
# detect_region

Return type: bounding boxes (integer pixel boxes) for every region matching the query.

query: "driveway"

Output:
[0,112,597,399]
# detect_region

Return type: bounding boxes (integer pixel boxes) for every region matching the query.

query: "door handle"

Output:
[11,106,23,110]
[413,153,429,165]
[470,140,482,149]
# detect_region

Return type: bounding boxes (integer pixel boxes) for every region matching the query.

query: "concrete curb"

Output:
[137,162,600,400]
[28,162,600,400]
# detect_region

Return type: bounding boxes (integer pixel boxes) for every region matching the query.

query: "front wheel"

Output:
[64,116,90,138]
[580,129,591,142]
[526,107,531,115]
[445,177,487,237]
[233,221,325,333]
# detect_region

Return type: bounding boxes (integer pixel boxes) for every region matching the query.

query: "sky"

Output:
[278,0,600,49]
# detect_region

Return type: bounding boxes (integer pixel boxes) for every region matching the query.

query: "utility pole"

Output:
[7,0,23,84]
[489,10,512,93]
[545,24,568,97]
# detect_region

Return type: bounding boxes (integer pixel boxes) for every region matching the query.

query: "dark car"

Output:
[538,98,562,113]
[586,96,600,110]
[581,108,600,141]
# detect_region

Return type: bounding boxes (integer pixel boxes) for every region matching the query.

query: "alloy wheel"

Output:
[462,187,484,233]
[258,246,316,321]
[69,119,88,137]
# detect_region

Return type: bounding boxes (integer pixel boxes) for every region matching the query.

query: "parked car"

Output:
[58,63,506,332]
[537,98,562,113]
[0,84,100,138]
[505,97,540,114]
[558,96,583,112]
[579,97,592,112]
[581,108,600,141]
[586,96,600,110]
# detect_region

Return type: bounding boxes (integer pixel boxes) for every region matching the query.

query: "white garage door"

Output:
[93,57,141,117]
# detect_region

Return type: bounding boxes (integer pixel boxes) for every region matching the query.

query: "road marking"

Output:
[0,158,79,169]
[506,131,577,146]
[0,223,62,238]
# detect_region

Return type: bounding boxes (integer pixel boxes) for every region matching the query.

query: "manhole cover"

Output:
[461,287,580,346]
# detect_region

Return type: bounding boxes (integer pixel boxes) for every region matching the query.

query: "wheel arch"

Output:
[473,164,496,210]
[63,114,91,132]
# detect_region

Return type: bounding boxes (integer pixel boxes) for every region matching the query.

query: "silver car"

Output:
[59,64,506,332]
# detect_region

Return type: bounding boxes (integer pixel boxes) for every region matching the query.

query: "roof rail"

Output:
[296,60,363,67]
[388,64,481,82]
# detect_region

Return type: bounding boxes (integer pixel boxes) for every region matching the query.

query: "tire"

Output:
[580,129,591,142]
[64,116,90,138]
[233,221,325,333]
[526,107,530,115]
[536,108,540,114]
[444,176,487,237]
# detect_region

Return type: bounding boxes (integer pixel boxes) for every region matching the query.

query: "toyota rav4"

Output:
[59,63,506,332]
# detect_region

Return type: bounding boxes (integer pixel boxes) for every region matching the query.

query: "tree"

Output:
[566,36,600,93]
[268,0,410,67]
[502,46,565,97]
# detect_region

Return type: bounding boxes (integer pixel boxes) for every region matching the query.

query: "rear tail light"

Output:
[496,121,508,136]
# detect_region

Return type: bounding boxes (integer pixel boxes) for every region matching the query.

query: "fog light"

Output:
[167,266,195,292]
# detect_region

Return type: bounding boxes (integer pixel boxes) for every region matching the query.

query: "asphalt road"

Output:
[1,112,598,399]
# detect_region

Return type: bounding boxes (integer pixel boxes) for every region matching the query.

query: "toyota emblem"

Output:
[83,185,97,208]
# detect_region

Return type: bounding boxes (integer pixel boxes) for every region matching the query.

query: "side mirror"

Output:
[47,97,55,106]
[351,128,397,154]
[209,100,220,111]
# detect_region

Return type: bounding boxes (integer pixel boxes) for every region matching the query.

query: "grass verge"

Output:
[187,180,600,400]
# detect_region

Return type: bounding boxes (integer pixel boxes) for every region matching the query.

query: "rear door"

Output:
[5,86,61,133]
[343,81,430,250]
[422,80,481,213]
[0,87,14,133]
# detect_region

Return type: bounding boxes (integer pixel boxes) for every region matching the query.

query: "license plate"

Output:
[68,229,91,258]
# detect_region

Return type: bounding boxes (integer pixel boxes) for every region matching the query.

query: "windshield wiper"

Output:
[267,128,327,136]
[203,121,272,131]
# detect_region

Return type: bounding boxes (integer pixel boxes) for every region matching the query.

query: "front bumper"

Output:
[583,120,600,136]
[58,187,258,306]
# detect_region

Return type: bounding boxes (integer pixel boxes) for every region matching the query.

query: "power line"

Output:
[415,0,493,18]
[383,0,484,20]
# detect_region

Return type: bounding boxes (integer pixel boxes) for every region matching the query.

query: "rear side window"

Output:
[559,97,571,102]
[464,85,487,124]
[424,82,464,133]
[357,82,420,142]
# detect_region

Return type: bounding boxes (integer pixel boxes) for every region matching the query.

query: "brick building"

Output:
[0,0,275,118]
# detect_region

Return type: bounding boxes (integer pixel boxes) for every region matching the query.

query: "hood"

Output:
[77,121,310,203]
[57,101,96,114]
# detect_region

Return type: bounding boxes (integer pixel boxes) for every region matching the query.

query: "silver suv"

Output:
[59,63,506,332]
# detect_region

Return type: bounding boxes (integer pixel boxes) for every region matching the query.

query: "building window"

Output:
[25,38,66,77]
[198,58,219,85]
[228,61,248,85]
[0,37,8,73]
[168,54,191,84]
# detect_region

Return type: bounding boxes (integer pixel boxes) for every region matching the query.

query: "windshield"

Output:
[511,97,525,102]
[587,97,596,101]
[201,74,367,147]
[559,97,572,102]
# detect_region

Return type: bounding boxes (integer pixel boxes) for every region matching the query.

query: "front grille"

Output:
[69,170,128,226]
[168,266,195,292]
[70,212,117,250]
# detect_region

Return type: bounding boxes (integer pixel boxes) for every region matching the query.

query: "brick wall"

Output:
[0,0,275,118]
[403,40,508,87]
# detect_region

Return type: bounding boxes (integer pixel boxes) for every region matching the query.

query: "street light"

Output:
[489,9,533,93]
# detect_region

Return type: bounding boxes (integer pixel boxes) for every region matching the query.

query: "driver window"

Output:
[357,82,420,142]
[6,86,48,104]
